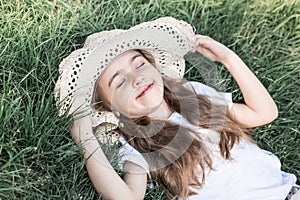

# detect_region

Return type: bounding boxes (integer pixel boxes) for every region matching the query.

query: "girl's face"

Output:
[97,50,165,118]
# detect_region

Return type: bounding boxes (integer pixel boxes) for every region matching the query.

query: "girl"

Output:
[55,17,299,200]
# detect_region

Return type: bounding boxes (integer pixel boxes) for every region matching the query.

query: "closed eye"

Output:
[117,78,125,88]
[136,62,145,69]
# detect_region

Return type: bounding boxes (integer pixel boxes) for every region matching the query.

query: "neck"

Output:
[148,99,173,121]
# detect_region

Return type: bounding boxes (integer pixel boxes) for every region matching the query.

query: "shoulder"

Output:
[183,81,233,109]
[183,81,224,97]
[183,81,215,95]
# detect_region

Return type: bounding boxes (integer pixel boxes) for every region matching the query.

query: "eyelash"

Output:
[117,79,125,88]
[136,62,145,69]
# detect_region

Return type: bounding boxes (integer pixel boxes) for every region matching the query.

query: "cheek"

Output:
[111,89,150,118]
[151,68,163,84]
[113,99,139,118]
[110,88,135,111]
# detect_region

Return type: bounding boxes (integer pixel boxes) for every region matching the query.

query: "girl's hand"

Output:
[70,116,147,199]
[69,117,90,144]
[191,35,234,64]
[191,34,278,128]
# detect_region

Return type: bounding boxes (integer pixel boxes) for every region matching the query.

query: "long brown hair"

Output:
[93,50,253,199]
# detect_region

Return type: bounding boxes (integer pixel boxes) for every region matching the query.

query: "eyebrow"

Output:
[108,53,143,88]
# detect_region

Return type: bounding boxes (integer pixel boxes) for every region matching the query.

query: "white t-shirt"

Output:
[118,81,297,200]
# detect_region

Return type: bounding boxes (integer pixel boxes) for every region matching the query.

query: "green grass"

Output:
[1,0,299,199]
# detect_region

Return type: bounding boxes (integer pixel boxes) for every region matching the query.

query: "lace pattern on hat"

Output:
[54,17,196,142]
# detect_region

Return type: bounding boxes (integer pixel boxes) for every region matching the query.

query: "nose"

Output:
[126,69,144,88]
[124,66,145,88]
[132,74,144,88]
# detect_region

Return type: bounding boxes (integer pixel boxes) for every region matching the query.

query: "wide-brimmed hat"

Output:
[54,17,196,133]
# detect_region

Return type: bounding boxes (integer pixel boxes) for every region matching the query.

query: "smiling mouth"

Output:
[136,83,154,99]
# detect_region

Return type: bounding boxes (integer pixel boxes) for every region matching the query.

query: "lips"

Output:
[136,83,154,99]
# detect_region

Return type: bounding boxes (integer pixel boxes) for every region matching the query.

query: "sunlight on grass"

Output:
[1,0,299,199]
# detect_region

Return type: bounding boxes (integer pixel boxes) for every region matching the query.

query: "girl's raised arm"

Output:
[71,117,147,200]
[192,35,278,128]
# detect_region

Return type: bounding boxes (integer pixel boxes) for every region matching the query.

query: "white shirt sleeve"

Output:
[118,137,150,176]
[183,81,233,109]
[117,81,232,178]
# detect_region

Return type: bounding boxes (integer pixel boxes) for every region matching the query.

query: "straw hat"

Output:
[54,17,196,140]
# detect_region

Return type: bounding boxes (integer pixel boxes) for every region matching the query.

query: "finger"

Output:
[195,34,206,38]
[194,40,207,51]
[195,34,212,41]
[192,35,212,52]
[191,35,198,51]
[191,40,200,52]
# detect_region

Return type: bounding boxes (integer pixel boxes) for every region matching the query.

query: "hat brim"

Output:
[55,17,195,119]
